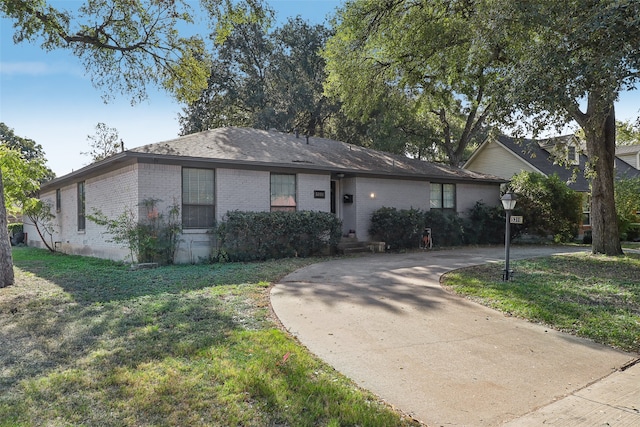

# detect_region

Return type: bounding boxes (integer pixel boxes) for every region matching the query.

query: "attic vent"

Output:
[292,159,313,164]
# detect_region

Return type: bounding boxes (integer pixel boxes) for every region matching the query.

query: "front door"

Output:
[330,180,337,215]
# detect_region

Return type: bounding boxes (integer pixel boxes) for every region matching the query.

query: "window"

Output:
[56,188,61,213]
[271,174,296,211]
[182,168,215,228]
[77,182,85,231]
[567,145,579,165]
[430,183,456,210]
[582,193,591,226]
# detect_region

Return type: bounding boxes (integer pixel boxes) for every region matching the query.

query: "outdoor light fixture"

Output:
[501,191,517,281]
[370,192,376,199]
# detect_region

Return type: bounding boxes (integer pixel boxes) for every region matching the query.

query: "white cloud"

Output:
[0,61,82,76]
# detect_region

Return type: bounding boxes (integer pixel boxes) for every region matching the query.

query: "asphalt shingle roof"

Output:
[615,145,640,155]
[130,127,504,183]
[495,135,640,192]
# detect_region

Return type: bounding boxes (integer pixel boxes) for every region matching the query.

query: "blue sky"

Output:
[0,1,343,176]
[1,0,639,177]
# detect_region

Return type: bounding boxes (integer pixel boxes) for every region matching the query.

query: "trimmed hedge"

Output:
[369,202,505,250]
[368,207,424,250]
[214,210,342,262]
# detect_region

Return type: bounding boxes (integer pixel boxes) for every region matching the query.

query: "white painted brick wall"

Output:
[216,168,270,220]
[25,164,139,261]
[353,177,429,240]
[24,160,500,263]
[457,182,501,214]
[297,173,331,212]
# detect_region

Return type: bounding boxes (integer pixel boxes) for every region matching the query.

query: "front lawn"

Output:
[1,248,420,427]
[442,252,640,353]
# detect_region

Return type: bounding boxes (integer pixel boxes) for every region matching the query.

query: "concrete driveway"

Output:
[270,246,637,426]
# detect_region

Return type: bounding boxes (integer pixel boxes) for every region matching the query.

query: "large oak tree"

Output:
[1,0,211,103]
[324,0,500,165]
[329,0,639,255]
[497,0,640,255]
[180,2,338,138]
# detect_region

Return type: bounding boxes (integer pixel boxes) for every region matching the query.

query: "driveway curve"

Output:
[270,246,636,426]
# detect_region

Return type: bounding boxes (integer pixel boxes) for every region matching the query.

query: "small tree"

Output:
[83,123,122,162]
[23,199,57,252]
[89,199,182,264]
[510,172,583,243]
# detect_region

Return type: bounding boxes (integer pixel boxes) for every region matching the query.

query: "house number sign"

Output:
[510,215,524,224]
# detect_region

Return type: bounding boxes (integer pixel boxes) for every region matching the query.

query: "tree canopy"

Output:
[1,0,212,103]
[0,125,53,219]
[495,0,640,255]
[180,2,338,138]
[323,0,498,165]
[83,122,122,162]
[0,122,54,180]
[616,119,640,146]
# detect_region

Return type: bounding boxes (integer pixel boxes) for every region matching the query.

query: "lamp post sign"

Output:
[510,215,523,224]
[501,191,518,281]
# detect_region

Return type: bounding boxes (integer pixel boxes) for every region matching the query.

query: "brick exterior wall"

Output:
[456,182,501,213]
[297,173,331,212]
[24,164,139,261]
[351,177,430,240]
[24,159,500,263]
[216,168,270,219]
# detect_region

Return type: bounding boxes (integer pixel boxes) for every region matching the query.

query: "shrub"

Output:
[368,206,497,250]
[614,176,640,241]
[510,172,582,242]
[424,209,466,247]
[214,210,342,262]
[463,202,505,245]
[8,223,23,235]
[88,199,182,264]
[368,207,424,250]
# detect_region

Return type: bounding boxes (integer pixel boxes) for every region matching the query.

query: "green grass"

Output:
[442,252,640,353]
[1,248,420,427]
[622,241,640,250]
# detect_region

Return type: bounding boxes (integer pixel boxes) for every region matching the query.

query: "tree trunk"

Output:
[584,105,623,255]
[0,168,15,287]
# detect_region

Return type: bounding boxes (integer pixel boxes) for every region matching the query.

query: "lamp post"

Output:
[501,191,517,281]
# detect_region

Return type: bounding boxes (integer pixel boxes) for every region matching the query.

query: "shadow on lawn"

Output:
[1,248,253,394]
[11,247,277,303]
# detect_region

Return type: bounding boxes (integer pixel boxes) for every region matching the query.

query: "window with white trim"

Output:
[182,168,215,228]
[430,183,456,210]
[270,173,296,212]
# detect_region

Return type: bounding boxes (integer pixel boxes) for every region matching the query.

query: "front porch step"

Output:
[337,237,385,254]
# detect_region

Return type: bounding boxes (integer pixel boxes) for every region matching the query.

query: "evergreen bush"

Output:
[214,210,342,262]
[368,207,424,250]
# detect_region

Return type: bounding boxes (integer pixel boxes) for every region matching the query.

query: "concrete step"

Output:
[337,238,385,254]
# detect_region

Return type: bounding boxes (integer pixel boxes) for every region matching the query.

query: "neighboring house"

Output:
[464,134,640,229]
[24,127,504,263]
[616,145,640,170]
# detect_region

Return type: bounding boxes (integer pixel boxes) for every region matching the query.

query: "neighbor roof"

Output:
[41,127,505,191]
[484,135,640,192]
[494,134,591,191]
[615,145,640,155]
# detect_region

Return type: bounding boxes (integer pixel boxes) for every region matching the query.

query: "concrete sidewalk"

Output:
[270,246,639,426]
